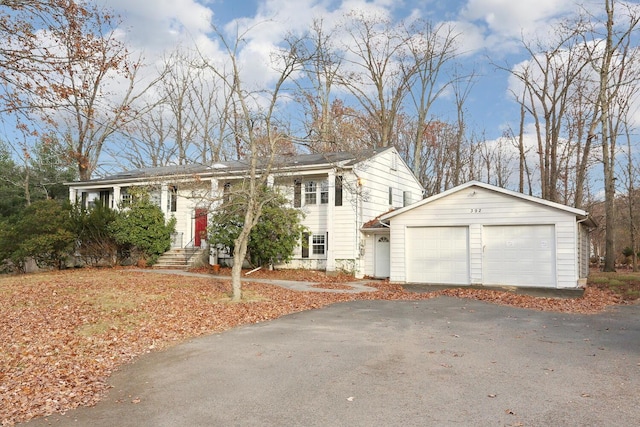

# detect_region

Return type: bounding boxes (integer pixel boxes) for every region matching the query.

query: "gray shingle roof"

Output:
[73,147,390,185]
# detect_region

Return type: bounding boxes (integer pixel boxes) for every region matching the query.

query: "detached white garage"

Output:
[375,181,595,289]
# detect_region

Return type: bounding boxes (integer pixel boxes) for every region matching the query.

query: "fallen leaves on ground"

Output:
[0,268,626,425]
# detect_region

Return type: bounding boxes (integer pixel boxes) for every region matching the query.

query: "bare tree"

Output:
[1,1,162,180]
[338,11,418,148]
[584,0,640,271]
[405,20,461,176]
[115,104,178,168]
[203,25,304,301]
[620,114,639,271]
[502,23,592,203]
[294,18,344,152]
[160,50,200,165]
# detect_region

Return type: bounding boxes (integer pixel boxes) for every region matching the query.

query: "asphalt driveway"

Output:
[25,298,640,427]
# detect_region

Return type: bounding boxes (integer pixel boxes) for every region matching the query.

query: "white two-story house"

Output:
[67,147,424,277]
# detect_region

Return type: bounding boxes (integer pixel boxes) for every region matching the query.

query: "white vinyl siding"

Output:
[355,150,424,220]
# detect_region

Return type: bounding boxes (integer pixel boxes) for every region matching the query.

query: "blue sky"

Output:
[97,0,604,142]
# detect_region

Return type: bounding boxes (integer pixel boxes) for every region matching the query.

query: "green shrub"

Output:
[70,203,119,266]
[0,200,75,270]
[209,189,306,267]
[109,196,175,265]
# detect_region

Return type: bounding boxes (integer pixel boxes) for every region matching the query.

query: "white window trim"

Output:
[304,180,329,205]
[305,181,317,205]
[312,234,326,255]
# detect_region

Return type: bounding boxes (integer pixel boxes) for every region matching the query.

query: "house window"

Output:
[320,180,329,204]
[150,191,161,208]
[388,187,393,205]
[312,234,326,255]
[169,185,177,212]
[121,189,132,206]
[403,191,411,207]
[305,181,317,205]
[303,180,329,205]
[335,176,343,206]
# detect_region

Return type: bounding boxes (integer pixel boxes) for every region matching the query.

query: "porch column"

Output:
[326,169,336,273]
[112,186,121,210]
[68,187,77,204]
[160,183,169,217]
[210,179,220,208]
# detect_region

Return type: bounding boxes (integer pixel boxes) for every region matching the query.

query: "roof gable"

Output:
[382,180,592,221]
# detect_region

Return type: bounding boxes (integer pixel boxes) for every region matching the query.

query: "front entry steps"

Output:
[153,247,208,270]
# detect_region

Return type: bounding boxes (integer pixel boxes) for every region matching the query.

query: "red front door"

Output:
[194,208,208,247]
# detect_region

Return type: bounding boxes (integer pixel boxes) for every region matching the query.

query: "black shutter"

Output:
[223,182,231,203]
[301,232,309,258]
[335,176,342,206]
[294,180,302,207]
[170,185,177,212]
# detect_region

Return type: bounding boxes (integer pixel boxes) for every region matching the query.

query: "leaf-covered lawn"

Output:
[0,268,624,425]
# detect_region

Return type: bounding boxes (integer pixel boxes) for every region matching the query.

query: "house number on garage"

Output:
[469,208,482,213]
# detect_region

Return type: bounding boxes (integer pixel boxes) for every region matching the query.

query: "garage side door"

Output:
[406,227,469,284]
[483,225,556,287]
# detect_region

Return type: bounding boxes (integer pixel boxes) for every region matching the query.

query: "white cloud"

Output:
[102,0,214,54]
[460,0,575,38]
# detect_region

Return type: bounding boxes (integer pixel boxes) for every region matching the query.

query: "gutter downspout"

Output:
[576,216,591,285]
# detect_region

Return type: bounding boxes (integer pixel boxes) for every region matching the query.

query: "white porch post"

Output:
[160,183,169,217]
[326,169,336,272]
[112,186,121,210]
[68,187,77,204]
[210,179,219,207]
[209,179,219,265]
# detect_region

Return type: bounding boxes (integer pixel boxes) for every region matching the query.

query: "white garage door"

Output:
[407,227,469,284]
[483,225,556,287]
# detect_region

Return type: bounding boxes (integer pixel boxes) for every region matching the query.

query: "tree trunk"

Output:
[230,227,251,301]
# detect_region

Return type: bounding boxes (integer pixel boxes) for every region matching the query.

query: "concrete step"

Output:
[153,247,207,270]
